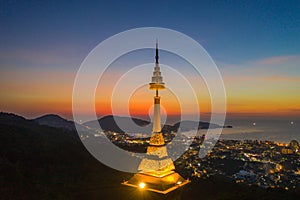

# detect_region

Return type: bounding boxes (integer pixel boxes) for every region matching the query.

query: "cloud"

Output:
[219,54,300,83]
[255,55,297,65]
[277,108,300,112]
[264,75,300,82]
[0,45,82,69]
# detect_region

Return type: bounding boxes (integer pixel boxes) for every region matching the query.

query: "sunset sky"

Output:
[0,1,300,120]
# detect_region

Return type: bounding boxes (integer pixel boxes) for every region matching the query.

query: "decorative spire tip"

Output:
[155,39,159,64]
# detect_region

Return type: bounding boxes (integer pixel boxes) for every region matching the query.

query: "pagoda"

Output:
[122,41,189,194]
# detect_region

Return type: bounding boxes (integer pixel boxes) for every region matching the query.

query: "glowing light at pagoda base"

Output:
[139,182,146,189]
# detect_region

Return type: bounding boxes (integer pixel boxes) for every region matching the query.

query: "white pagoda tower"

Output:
[122,41,189,194]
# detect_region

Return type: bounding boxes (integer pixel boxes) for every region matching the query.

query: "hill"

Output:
[84,115,152,133]
[34,114,76,130]
[0,112,298,199]
[84,115,228,133]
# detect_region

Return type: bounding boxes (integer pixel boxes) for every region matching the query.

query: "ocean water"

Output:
[217,116,300,143]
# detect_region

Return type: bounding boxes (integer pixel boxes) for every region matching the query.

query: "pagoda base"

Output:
[122,172,190,194]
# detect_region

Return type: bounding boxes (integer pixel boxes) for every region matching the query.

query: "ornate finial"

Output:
[150,40,165,90]
[155,39,159,64]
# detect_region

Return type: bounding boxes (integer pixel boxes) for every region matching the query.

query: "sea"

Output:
[216,116,300,143]
[138,114,300,144]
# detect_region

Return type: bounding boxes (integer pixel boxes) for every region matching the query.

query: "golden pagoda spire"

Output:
[122,41,190,194]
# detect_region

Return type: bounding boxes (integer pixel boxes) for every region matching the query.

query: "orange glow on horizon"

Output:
[1,58,300,120]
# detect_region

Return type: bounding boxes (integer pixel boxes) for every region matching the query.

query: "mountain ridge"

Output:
[0,112,232,133]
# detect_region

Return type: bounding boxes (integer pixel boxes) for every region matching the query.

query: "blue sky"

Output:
[1,0,299,68]
[0,0,300,118]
